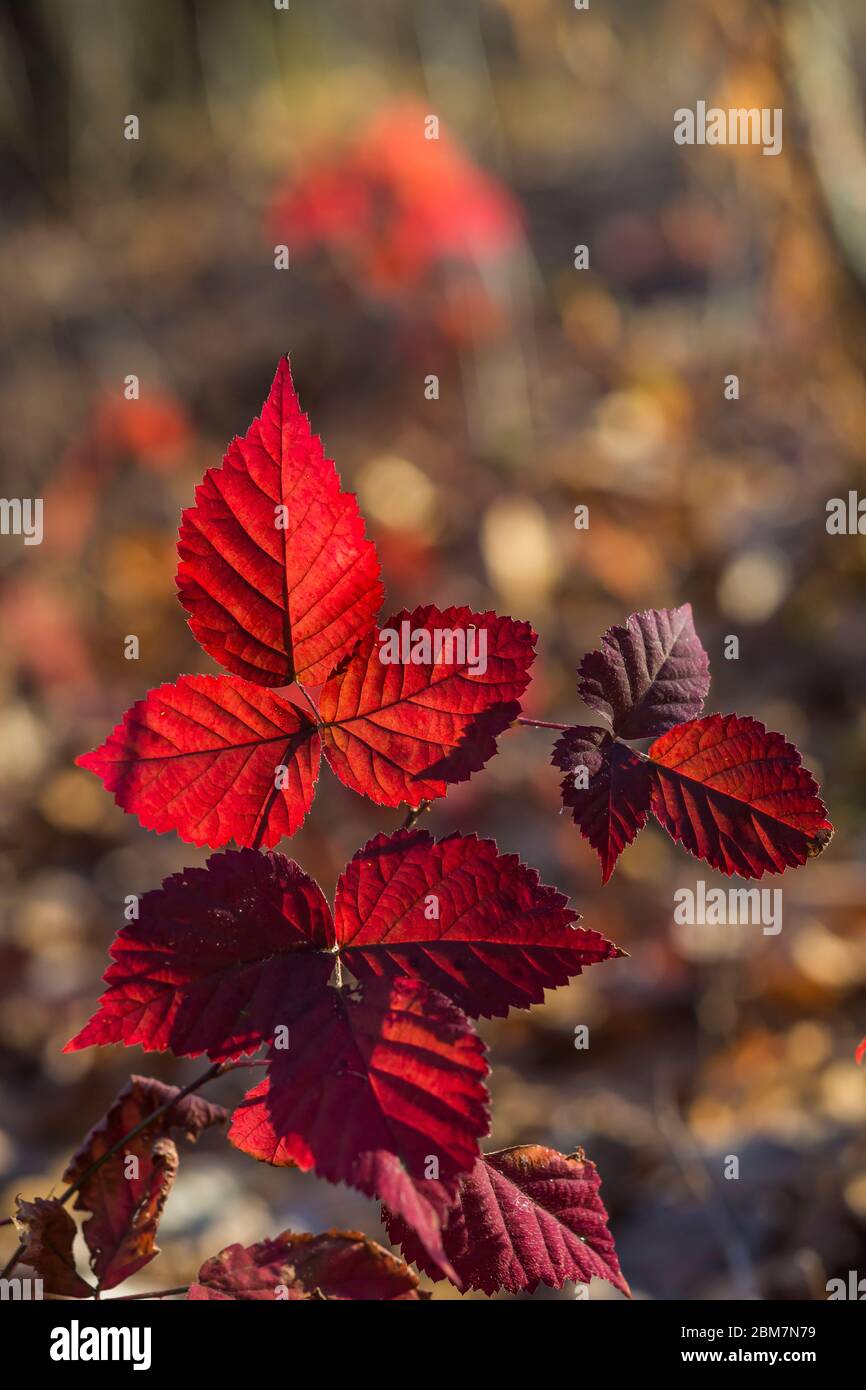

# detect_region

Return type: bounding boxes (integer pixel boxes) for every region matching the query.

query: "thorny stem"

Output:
[43,1285,191,1301]
[514,716,571,732]
[250,825,268,852]
[401,800,431,831]
[106,1286,190,1301]
[0,1060,236,1281]
[516,716,651,764]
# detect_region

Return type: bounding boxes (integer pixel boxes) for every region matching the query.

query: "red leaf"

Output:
[77,610,533,843]
[65,837,619,1281]
[13,1197,93,1298]
[269,102,522,298]
[856,1037,866,1065]
[385,1144,629,1297]
[334,828,618,1017]
[319,605,535,806]
[188,1229,427,1300]
[649,714,833,877]
[64,851,333,1061]
[177,357,382,687]
[76,675,319,848]
[553,726,653,883]
[70,827,588,1058]
[62,1076,226,1291]
[229,977,488,1270]
[578,604,710,738]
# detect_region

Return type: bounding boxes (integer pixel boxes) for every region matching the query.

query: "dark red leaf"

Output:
[649,713,833,877]
[76,675,319,848]
[13,1197,93,1298]
[188,1228,427,1300]
[334,828,618,1016]
[229,976,488,1178]
[177,356,383,687]
[578,604,710,738]
[63,837,613,1284]
[384,1144,629,1297]
[62,1077,226,1291]
[553,726,653,883]
[319,605,535,806]
[64,851,333,1061]
[229,977,488,1273]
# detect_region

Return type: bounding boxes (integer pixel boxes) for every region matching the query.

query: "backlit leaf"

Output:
[177,357,382,687]
[649,713,833,877]
[578,604,710,738]
[385,1144,629,1297]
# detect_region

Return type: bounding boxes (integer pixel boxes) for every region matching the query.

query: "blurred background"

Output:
[1,0,866,1300]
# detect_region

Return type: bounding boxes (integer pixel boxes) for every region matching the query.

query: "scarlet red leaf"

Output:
[188,1228,427,1300]
[76,675,319,848]
[319,605,535,806]
[228,977,488,1270]
[177,356,382,687]
[64,851,333,1061]
[77,606,532,845]
[62,1076,227,1291]
[578,604,710,738]
[334,828,617,1016]
[648,714,833,877]
[552,726,653,883]
[384,1144,629,1297]
[856,1037,865,1065]
[13,1197,93,1298]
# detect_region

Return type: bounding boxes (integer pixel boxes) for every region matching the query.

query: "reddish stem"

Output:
[515,716,571,732]
[401,801,431,831]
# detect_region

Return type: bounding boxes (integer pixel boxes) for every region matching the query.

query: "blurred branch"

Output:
[654,1066,761,1301]
[784,0,866,293]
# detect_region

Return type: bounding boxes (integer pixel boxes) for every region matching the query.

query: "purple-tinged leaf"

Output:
[578,604,710,738]
[553,726,653,882]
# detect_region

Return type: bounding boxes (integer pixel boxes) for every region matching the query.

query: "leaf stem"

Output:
[515,716,572,732]
[249,818,270,852]
[106,1286,190,1301]
[297,684,321,725]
